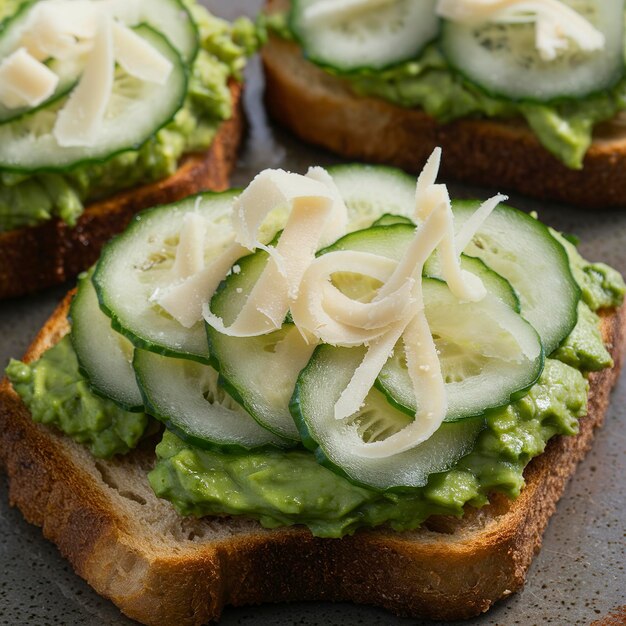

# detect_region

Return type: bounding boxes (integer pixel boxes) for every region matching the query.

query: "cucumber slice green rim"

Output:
[93,190,241,365]
[134,349,289,452]
[206,245,304,443]
[290,343,487,492]
[452,200,580,355]
[371,214,415,227]
[0,24,187,174]
[289,0,440,74]
[69,271,144,413]
[439,1,625,102]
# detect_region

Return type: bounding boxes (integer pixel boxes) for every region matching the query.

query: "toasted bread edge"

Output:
[262,36,626,209]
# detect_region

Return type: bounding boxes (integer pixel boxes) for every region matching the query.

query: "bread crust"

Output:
[0,82,244,300]
[0,294,624,624]
[262,35,626,209]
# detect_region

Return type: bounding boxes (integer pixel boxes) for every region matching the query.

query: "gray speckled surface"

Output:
[1,1,625,624]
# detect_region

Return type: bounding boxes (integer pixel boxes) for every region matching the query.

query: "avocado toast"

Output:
[262,0,626,207]
[0,0,259,299]
[1,153,625,624]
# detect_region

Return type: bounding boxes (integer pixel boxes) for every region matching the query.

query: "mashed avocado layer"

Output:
[5,244,624,536]
[265,13,626,169]
[0,2,260,233]
[149,358,586,538]
[6,336,148,458]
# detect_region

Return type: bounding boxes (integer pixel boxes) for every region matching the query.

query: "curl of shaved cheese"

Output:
[0,48,59,108]
[204,169,349,337]
[291,251,411,346]
[436,0,605,61]
[303,0,398,25]
[54,16,114,147]
[113,22,172,84]
[411,147,500,303]
[322,201,451,436]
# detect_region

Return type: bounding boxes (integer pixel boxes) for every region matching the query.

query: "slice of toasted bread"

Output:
[0,82,244,300]
[261,17,626,209]
[0,292,624,625]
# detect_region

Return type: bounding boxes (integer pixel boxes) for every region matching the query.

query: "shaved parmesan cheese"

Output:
[204,169,348,338]
[290,251,410,346]
[157,243,248,329]
[305,166,348,247]
[436,0,605,60]
[0,48,59,108]
[303,0,398,25]
[113,22,173,85]
[54,16,114,147]
[172,213,207,280]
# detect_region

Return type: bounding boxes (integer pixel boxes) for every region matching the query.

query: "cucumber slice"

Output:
[134,349,287,451]
[70,271,143,412]
[377,278,543,421]
[440,1,625,101]
[322,223,520,312]
[94,191,240,363]
[207,247,309,442]
[0,25,187,172]
[291,344,486,491]
[452,200,580,355]
[329,164,416,230]
[290,0,439,72]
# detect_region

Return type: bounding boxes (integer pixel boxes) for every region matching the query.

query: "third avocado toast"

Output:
[0,0,262,298]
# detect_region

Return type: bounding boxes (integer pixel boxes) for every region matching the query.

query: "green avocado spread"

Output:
[6,336,148,458]
[149,357,586,538]
[264,12,626,169]
[0,1,261,233]
[5,243,625,537]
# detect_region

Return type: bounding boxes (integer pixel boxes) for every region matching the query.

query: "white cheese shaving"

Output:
[0,48,59,109]
[325,204,452,458]
[204,169,348,337]
[113,22,172,85]
[436,0,605,61]
[303,0,398,25]
[157,243,248,329]
[171,213,207,280]
[53,16,114,147]
[290,251,412,346]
